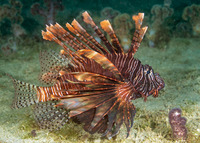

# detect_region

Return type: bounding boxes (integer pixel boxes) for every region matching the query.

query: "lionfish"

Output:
[10,11,165,138]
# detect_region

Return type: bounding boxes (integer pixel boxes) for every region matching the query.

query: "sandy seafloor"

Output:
[0,37,200,143]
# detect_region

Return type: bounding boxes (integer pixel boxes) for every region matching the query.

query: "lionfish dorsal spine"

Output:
[129,13,148,55]
[71,19,108,54]
[66,23,103,54]
[100,20,124,53]
[42,29,86,67]
[47,23,82,51]
[82,11,116,54]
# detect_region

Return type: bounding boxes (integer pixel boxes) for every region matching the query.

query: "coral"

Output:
[147,0,174,48]
[174,22,192,38]
[12,23,26,37]
[169,108,187,140]
[182,4,200,36]
[0,37,17,56]
[31,0,64,24]
[113,13,133,51]
[0,0,23,24]
[0,0,25,38]
[100,7,120,22]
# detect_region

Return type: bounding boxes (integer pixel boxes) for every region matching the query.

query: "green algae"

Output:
[0,38,200,142]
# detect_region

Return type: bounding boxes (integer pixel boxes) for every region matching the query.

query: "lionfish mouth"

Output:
[155,73,165,90]
[9,11,164,139]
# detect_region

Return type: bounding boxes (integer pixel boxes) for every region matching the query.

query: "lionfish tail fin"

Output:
[7,74,39,109]
[129,13,148,55]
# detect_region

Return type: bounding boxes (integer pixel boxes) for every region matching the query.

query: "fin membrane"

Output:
[8,75,39,109]
[39,50,70,84]
[33,101,69,131]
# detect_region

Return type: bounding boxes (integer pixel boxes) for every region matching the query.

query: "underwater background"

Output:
[0,0,200,142]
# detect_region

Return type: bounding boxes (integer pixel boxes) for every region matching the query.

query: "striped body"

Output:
[37,53,164,103]
[10,11,164,138]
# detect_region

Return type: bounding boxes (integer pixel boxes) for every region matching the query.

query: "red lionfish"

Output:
[10,11,165,138]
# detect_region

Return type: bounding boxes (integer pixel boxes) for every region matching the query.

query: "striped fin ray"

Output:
[66,23,103,54]
[42,30,86,68]
[52,87,116,100]
[73,108,108,134]
[59,89,117,117]
[77,49,124,81]
[129,13,148,55]
[82,11,115,54]
[124,101,136,137]
[103,82,136,138]
[39,50,70,85]
[100,20,124,53]
[47,23,89,51]
[54,23,89,50]
[33,101,69,131]
[7,74,39,109]
[101,102,119,137]
[53,74,136,138]
[46,24,79,51]
[71,19,108,54]
[90,97,117,129]
[68,72,121,84]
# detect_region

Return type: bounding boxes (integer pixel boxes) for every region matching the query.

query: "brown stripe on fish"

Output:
[66,23,103,54]
[82,11,115,54]
[100,20,123,53]
[71,19,109,54]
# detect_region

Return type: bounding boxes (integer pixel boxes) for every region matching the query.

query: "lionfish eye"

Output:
[147,70,150,74]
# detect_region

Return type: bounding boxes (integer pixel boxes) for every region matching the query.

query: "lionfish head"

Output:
[143,65,165,98]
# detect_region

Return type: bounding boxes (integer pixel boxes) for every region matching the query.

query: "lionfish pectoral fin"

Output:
[60,89,116,117]
[7,74,39,109]
[101,102,119,137]
[90,97,118,128]
[107,101,136,138]
[33,101,69,131]
[124,102,136,138]
[68,72,121,84]
[77,49,124,81]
